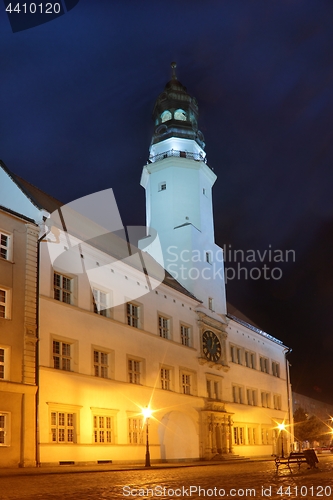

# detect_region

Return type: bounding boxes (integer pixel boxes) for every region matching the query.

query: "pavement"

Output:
[0,456,275,477]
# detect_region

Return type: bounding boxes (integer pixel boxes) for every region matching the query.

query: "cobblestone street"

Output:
[1,456,333,500]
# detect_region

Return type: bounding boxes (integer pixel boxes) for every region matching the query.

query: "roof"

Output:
[0,159,63,213]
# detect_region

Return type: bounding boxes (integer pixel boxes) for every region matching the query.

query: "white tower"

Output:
[140,63,226,315]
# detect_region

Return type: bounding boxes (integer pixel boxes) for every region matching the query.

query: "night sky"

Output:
[1,1,333,403]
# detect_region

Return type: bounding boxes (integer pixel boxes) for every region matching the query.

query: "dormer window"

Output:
[161,110,172,123]
[174,109,187,121]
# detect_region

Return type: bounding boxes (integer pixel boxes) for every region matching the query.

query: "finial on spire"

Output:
[171,62,177,80]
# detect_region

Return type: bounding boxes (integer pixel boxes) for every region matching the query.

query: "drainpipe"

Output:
[284,347,293,453]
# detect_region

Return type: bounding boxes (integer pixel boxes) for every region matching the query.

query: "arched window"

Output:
[174,109,187,121]
[161,110,172,123]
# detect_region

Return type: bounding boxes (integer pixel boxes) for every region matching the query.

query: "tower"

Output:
[140,63,226,315]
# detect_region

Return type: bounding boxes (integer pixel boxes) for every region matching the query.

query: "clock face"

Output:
[202,330,221,362]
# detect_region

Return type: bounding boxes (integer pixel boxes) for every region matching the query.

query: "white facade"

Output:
[0,68,292,466]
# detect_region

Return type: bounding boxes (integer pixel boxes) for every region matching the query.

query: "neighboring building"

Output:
[0,65,292,466]
[293,392,333,422]
[0,163,40,467]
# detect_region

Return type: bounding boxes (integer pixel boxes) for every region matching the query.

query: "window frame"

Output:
[0,412,10,446]
[92,287,111,318]
[206,375,222,400]
[53,272,73,305]
[158,313,171,339]
[0,345,10,380]
[272,361,280,378]
[232,385,243,404]
[0,230,12,261]
[93,349,109,378]
[0,287,11,320]
[180,368,196,396]
[127,356,145,385]
[180,323,191,347]
[259,356,269,374]
[128,415,143,444]
[126,302,141,329]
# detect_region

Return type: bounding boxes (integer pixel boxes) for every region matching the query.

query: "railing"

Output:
[148,149,213,169]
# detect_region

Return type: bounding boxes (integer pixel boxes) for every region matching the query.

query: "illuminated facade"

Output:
[0,67,292,466]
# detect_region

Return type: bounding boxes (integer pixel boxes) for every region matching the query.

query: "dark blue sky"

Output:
[1,0,333,401]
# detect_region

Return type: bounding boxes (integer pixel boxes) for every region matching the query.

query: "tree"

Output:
[294,407,327,446]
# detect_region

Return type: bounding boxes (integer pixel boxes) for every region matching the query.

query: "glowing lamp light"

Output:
[277,422,286,431]
[142,406,152,420]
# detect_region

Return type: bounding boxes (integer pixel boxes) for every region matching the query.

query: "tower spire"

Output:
[171,61,177,80]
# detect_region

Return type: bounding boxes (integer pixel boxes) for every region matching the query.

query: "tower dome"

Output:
[151,62,205,149]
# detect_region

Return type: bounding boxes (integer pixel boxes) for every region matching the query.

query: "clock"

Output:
[202,330,221,362]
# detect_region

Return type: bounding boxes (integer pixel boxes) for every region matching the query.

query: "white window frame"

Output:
[160,367,171,390]
[246,388,257,406]
[180,324,191,347]
[245,351,256,369]
[126,302,140,328]
[260,356,269,374]
[180,368,196,396]
[206,376,221,400]
[50,411,76,443]
[93,349,109,378]
[93,415,113,444]
[53,340,72,371]
[272,361,280,377]
[230,345,242,365]
[0,287,11,320]
[232,385,243,404]
[92,288,111,318]
[261,391,270,408]
[0,346,10,380]
[128,357,144,385]
[0,412,10,446]
[0,231,12,261]
[233,426,245,445]
[158,314,170,339]
[53,272,73,304]
[158,181,167,191]
[128,416,143,444]
[273,394,282,410]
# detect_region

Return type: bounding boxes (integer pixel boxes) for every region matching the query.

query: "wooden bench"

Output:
[275,450,319,472]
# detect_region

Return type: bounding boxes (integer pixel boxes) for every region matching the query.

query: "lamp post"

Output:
[142,406,152,467]
[278,423,286,458]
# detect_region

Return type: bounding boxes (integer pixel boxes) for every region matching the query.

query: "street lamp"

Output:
[277,423,286,458]
[142,406,152,467]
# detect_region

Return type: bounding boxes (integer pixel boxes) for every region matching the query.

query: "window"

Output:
[93,415,113,443]
[260,357,269,374]
[0,231,11,260]
[51,411,75,443]
[248,427,256,445]
[94,350,108,378]
[206,378,220,400]
[0,413,9,446]
[205,252,212,264]
[127,302,139,328]
[261,392,270,408]
[272,361,280,377]
[158,315,170,339]
[128,359,141,384]
[232,385,243,404]
[245,351,256,369]
[93,289,110,317]
[230,345,242,364]
[174,109,187,121]
[161,110,172,123]
[208,297,214,311]
[273,394,282,410]
[181,373,191,395]
[0,349,4,379]
[161,368,171,390]
[180,324,190,346]
[54,272,72,304]
[0,288,10,320]
[53,340,71,371]
[128,417,143,444]
[158,182,166,191]
[246,388,257,406]
[234,426,244,445]
[261,427,271,445]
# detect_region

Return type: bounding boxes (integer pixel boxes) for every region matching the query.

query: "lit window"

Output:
[127,303,139,328]
[158,315,170,339]
[51,411,75,443]
[93,415,113,443]
[232,385,243,404]
[261,392,270,408]
[53,341,71,371]
[174,109,187,121]
[0,232,11,260]
[272,361,280,377]
[180,324,190,346]
[128,359,141,384]
[128,417,143,444]
[94,350,108,378]
[0,288,10,319]
[161,110,172,123]
[161,368,171,390]
[234,426,244,445]
[0,413,9,446]
[54,273,72,304]
[260,357,269,374]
